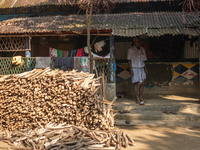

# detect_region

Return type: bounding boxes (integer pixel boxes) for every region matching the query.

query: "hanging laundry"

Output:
[84,46,89,54]
[49,47,57,57]
[74,57,90,72]
[62,51,68,57]
[84,52,89,57]
[35,57,51,69]
[94,44,98,53]
[93,53,104,58]
[82,48,85,56]
[55,57,74,71]
[104,53,110,58]
[73,49,77,57]
[76,48,84,57]
[94,41,105,52]
[55,57,63,68]
[63,57,74,69]
[57,50,62,57]
[68,50,73,57]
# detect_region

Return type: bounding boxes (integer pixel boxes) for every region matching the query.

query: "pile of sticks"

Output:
[0,123,135,150]
[0,68,116,131]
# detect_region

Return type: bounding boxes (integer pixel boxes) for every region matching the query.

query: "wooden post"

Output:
[25,37,31,71]
[0,97,2,130]
[199,35,200,102]
[102,68,105,99]
[110,36,115,82]
[25,37,31,57]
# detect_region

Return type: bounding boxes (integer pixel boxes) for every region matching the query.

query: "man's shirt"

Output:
[127,45,147,68]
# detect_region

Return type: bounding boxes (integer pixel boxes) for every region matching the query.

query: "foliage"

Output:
[179,0,200,12]
[68,0,115,9]
[67,0,115,73]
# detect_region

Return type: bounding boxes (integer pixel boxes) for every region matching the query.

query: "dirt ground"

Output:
[118,126,200,150]
[0,126,200,150]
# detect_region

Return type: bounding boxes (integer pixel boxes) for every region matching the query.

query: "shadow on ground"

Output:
[117,126,200,150]
[118,92,199,105]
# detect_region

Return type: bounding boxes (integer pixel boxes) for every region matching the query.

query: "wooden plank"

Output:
[102,69,105,99]
[104,75,107,99]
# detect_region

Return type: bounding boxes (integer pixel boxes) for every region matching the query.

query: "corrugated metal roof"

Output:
[0,0,173,8]
[0,12,199,37]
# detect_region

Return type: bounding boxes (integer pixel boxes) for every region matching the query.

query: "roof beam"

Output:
[0,33,111,37]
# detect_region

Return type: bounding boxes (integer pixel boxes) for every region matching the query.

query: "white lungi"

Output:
[132,68,146,84]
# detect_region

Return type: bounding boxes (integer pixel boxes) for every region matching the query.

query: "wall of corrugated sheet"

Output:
[115,42,132,60]
[115,41,155,60]
[184,41,198,59]
[115,40,199,60]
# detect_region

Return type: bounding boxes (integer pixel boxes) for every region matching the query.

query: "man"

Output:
[127,36,148,105]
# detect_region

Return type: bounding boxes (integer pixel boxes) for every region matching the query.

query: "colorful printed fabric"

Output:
[49,47,57,57]
[74,57,90,72]
[57,50,63,57]
[62,51,68,57]
[35,57,51,69]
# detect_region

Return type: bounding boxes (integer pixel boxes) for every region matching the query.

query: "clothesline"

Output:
[41,37,111,52]
[49,46,111,59]
[48,37,112,58]
[49,47,89,58]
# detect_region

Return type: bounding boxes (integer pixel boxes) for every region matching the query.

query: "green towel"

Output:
[57,50,62,57]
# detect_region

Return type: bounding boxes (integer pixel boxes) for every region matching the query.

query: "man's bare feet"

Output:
[135,96,140,104]
[139,97,147,103]
[135,100,140,104]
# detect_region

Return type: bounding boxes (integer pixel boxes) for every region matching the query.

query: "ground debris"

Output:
[0,124,135,150]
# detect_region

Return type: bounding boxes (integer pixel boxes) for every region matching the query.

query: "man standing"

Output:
[127,36,148,105]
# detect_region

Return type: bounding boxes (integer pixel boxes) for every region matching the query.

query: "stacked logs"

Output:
[0,123,135,150]
[0,68,117,131]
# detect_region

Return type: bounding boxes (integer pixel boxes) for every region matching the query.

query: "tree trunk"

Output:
[86,1,94,73]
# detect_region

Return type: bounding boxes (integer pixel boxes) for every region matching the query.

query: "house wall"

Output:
[115,36,199,95]
[116,62,198,94]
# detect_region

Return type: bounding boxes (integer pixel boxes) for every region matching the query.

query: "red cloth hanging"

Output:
[76,48,83,57]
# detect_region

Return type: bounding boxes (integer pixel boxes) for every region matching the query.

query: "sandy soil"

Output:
[118,126,200,150]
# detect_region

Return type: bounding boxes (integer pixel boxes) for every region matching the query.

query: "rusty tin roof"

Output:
[0,0,173,8]
[0,12,199,37]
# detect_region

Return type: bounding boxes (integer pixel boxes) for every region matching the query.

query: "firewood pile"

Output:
[0,123,135,150]
[0,68,116,131]
[0,68,135,149]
